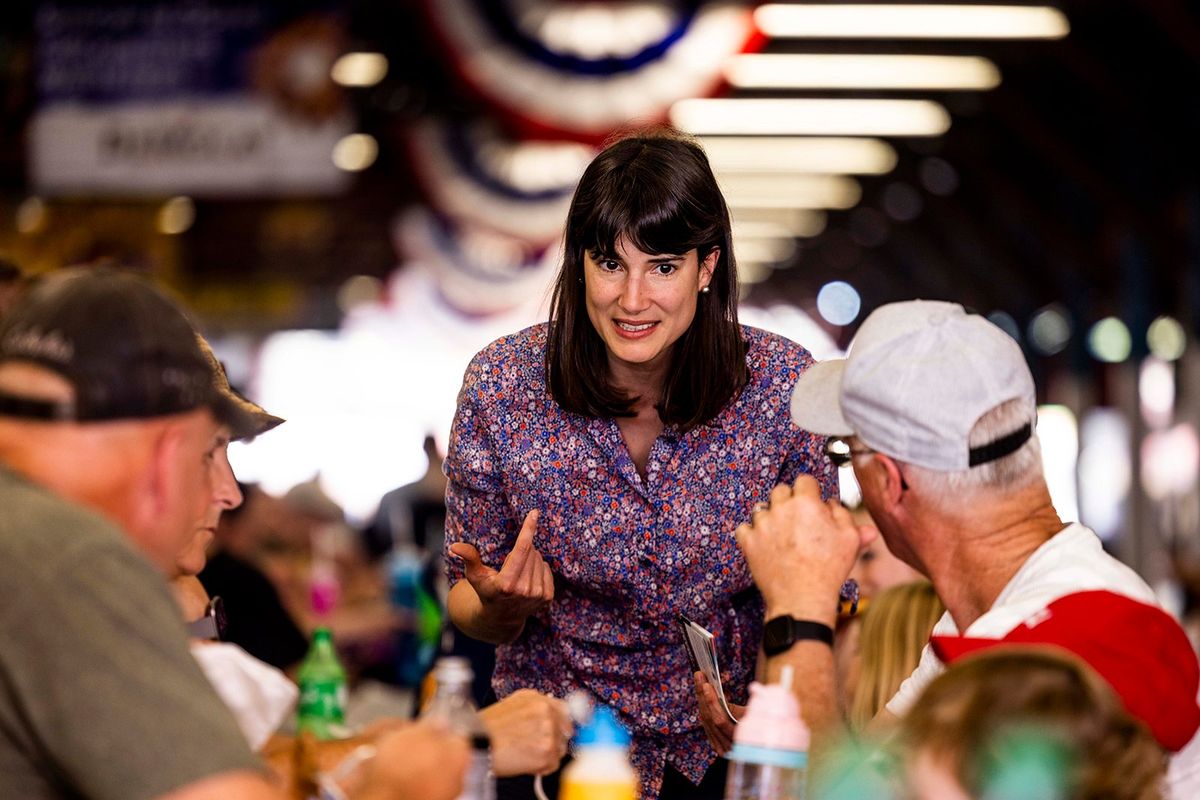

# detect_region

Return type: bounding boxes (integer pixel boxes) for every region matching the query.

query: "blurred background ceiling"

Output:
[0,0,1190,338]
[0,0,1197,348]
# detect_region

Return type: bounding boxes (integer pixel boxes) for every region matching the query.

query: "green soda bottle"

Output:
[296,627,349,740]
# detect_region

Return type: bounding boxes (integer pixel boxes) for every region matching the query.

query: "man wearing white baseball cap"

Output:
[725,300,1200,797]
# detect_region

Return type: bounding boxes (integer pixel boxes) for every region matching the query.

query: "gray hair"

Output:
[903,398,1043,501]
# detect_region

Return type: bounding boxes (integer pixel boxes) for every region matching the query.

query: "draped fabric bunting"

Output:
[405,118,595,247]
[398,2,761,316]
[391,206,559,317]
[419,0,762,140]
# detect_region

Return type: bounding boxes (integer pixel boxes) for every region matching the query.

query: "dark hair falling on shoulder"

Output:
[545,127,748,432]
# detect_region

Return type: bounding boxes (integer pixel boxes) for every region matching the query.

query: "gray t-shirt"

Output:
[0,467,263,799]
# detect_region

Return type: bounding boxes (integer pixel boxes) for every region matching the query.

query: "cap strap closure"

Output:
[968,422,1033,467]
[0,392,77,421]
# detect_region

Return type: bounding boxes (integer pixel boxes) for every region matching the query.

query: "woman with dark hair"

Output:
[443,129,836,800]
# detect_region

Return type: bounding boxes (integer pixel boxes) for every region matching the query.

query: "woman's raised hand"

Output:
[450,509,555,631]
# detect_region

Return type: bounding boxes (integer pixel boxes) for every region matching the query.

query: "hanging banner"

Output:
[29,1,353,196]
[420,0,762,141]
[406,118,595,247]
[391,206,559,317]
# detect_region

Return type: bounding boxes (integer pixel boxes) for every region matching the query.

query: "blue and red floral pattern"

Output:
[445,323,836,798]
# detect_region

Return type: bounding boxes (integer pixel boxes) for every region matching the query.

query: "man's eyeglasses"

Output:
[823,438,876,467]
[824,437,909,490]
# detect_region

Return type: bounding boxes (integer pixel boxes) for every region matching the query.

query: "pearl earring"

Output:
[700,286,710,294]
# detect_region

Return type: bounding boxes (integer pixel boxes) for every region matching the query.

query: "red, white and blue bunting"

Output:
[391,206,560,317]
[406,118,595,247]
[420,0,762,141]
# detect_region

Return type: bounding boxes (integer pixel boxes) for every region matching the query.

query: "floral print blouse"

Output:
[444,323,836,798]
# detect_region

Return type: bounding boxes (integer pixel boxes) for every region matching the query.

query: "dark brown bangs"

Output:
[582,142,722,261]
[587,206,701,262]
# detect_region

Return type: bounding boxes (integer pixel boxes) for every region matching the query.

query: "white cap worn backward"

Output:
[789,300,1036,472]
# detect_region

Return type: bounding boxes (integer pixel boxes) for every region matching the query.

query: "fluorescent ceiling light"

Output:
[673,98,950,136]
[332,134,379,172]
[703,136,897,174]
[719,174,861,209]
[331,52,389,87]
[733,220,802,240]
[725,54,1000,90]
[157,196,195,235]
[732,208,828,237]
[739,260,774,284]
[736,237,798,264]
[16,196,47,234]
[755,4,1070,40]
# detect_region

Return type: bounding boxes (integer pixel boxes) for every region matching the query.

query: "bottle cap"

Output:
[433,656,474,685]
[731,680,810,753]
[310,561,339,616]
[574,705,630,749]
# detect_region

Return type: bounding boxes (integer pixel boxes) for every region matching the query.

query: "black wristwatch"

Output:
[762,615,834,656]
[187,596,226,641]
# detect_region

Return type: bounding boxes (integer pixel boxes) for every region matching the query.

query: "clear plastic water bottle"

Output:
[724,668,809,800]
[422,657,495,800]
[560,705,638,800]
[296,627,349,741]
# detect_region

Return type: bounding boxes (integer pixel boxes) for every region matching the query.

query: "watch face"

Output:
[762,616,834,655]
[762,616,794,655]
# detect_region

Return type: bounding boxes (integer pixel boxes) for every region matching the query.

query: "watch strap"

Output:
[763,615,834,656]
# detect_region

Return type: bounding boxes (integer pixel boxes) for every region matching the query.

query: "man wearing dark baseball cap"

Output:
[0,268,468,800]
[0,268,282,441]
[725,300,1200,797]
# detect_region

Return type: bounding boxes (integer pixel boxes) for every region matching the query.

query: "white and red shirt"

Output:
[885,522,1200,799]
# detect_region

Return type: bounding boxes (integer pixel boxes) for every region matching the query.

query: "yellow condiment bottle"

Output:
[559,706,638,800]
